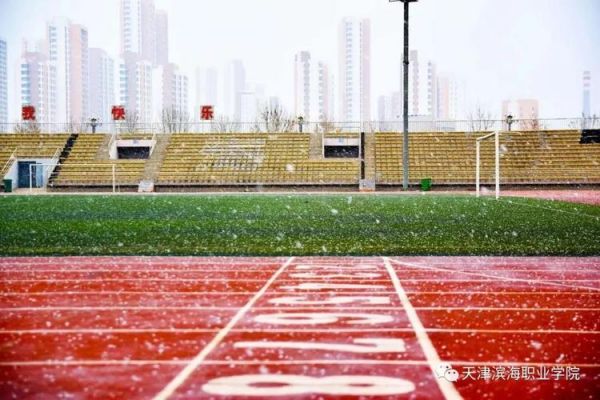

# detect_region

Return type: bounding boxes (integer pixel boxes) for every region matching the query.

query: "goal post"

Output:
[476,130,506,200]
[29,162,118,193]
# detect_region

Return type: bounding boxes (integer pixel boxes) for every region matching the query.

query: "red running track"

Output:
[0,256,598,399]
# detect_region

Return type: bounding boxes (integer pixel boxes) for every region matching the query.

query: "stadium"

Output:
[0,0,599,399]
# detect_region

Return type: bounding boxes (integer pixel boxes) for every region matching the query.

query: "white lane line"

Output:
[2,268,598,273]
[1,306,598,312]
[3,278,599,283]
[413,307,600,311]
[1,360,598,367]
[0,329,220,334]
[383,257,463,400]
[410,291,600,295]
[388,258,600,292]
[152,256,295,400]
[1,328,599,335]
[3,289,597,296]
[0,306,404,311]
[0,278,395,283]
[0,291,258,295]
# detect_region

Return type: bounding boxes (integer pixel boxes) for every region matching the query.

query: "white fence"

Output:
[0,117,598,134]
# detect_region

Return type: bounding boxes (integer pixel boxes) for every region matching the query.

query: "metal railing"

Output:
[0,117,598,134]
[0,148,17,177]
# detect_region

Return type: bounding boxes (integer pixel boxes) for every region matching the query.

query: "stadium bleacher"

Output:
[157,133,360,186]
[0,134,69,178]
[50,134,146,187]
[375,130,600,185]
[1,130,598,190]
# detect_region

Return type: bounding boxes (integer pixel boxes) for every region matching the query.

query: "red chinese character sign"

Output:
[112,105,126,121]
[201,105,214,120]
[22,105,36,121]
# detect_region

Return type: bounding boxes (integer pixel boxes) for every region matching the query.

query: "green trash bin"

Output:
[420,178,432,192]
[3,179,12,193]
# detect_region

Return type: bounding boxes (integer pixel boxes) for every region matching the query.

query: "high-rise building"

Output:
[119,0,170,122]
[239,82,267,123]
[294,51,333,122]
[0,38,7,125]
[154,10,168,66]
[377,92,401,131]
[195,67,218,118]
[338,17,371,124]
[502,99,539,120]
[294,51,311,119]
[47,18,89,123]
[321,65,335,122]
[119,53,154,123]
[120,0,167,65]
[436,76,465,121]
[89,48,115,123]
[121,0,152,61]
[239,89,258,125]
[224,60,246,121]
[268,96,282,110]
[68,23,89,122]
[502,99,539,130]
[20,43,57,123]
[583,71,591,117]
[153,63,188,120]
[400,50,437,117]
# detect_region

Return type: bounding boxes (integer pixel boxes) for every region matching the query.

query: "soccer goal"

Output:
[475,130,508,200]
[29,163,120,193]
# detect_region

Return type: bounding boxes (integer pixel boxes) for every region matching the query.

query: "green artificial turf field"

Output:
[0,194,598,256]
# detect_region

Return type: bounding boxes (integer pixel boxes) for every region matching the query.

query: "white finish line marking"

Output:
[152,256,294,400]
[383,257,463,400]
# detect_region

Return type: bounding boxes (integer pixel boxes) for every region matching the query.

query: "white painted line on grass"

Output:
[491,197,600,220]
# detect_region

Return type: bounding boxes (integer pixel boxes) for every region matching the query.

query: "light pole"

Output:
[89,117,100,133]
[506,114,514,131]
[390,0,418,190]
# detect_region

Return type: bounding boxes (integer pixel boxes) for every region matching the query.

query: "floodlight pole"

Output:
[391,0,417,190]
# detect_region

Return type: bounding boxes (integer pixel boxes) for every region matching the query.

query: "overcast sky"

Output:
[1,0,599,120]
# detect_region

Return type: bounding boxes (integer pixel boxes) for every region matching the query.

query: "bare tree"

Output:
[13,121,41,134]
[213,116,236,133]
[468,106,495,132]
[521,117,546,131]
[161,107,190,133]
[318,117,336,134]
[123,111,140,134]
[66,120,89,134]
[581,113,600,129]
[257,104,295,133]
